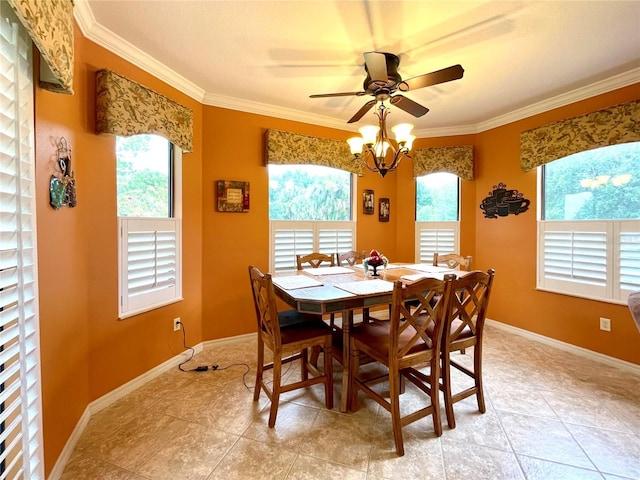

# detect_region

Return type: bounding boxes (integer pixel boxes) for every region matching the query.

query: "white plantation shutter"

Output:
[0,6,45,478]
[270,221,355,271]
[538,221,640,302]
[119,218,182,317]
[415,222,458,263]
[619,227,640,294]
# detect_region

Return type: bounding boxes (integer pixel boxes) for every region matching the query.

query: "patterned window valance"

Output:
[96,70,194,152]
[7,0,74,94]
[413,145,474,180]
[520,99,640,172]
[265,129,363,176]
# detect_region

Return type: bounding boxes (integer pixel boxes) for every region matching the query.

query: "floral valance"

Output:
[7,0,74,94]
[96,70,193,152]
[520,99,640,172]
[265,129,363,176]
[413,145,474,180]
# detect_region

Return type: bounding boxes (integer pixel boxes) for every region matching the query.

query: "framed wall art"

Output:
[363,189,374,215]
[216,180,250,212]
[379,198,390,222]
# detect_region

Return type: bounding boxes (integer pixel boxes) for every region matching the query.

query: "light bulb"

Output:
[359,125,379,145]
[391,123,414,143]
[347,137,364,155]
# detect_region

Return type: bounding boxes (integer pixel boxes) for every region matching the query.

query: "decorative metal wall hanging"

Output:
[480,182,530,219]
[49,137,77,210]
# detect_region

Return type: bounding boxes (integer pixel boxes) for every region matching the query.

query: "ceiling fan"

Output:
[309,51,464,123]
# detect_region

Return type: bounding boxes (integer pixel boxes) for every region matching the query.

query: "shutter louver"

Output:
[620,231,640,292]
[319,228,354,256]
[0,7,45,477]
[119,218,181,316]
[543,230,607,285]
[273,228,313,271]
[417,227,456,263]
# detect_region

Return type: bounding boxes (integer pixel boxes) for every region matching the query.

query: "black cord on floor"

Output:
[176,321,252,388]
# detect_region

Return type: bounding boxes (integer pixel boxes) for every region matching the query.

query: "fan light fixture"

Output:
[347,100,415,177]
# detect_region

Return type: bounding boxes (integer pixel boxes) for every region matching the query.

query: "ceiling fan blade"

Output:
[348,99,376,124]
[363,52,388,82]
[309,91,366,98]
[390,95,429,118]
[400,64,464,91]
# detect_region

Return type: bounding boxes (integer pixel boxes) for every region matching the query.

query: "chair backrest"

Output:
[433,252,473,271]
[248,265,281,347]
[388,275,456,363]
[337,250,367,266]
[446,269,495,346]
[296,252,335,270]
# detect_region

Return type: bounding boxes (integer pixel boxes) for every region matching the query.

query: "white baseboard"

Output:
[48,334,254,480]
[486,318,640,374]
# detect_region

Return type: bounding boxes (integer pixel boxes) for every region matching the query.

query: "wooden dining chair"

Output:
[296,252,335,270]
[628,291,640,333]
[337,250,367,266]
[248,265,334,427]
[439,268,495,429]
[348,275,456,456]
[433,252,473,271]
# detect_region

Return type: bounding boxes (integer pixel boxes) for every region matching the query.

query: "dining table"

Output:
[272,262,460,412]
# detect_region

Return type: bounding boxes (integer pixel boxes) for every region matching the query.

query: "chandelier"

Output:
[346,99,415,177]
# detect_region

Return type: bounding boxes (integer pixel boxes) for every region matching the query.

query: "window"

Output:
[415,172,460,262]
[0,6,45,477]
[539,143,640,302]
[117,135,182,317]
[268,165,354,271]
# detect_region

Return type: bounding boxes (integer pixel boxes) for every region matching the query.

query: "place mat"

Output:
[334,279,394,295]
[304,266,354,275]
[272,275,323,290]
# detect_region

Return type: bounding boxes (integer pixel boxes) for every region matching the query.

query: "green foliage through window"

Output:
[543,142,640,220]
[268,165,351,221]
[117,135,172,218]
[416,172,459,221]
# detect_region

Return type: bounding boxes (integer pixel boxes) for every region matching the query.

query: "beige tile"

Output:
[243,402,321,449]
[498,412,594,468]
[442,439,524,480]
[286,454,367,480]
[59,455,134,480]
[207,437,297,480]
[517,455,605,480]
[94,412,189,471]
[566,423,640,478]
[300,409,374,471]
[486,382,559,420]
[136,422,239,480]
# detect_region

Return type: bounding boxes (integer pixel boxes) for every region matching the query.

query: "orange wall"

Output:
[36,28,203,475]
[474,84,640,364]
[37,23,640,477]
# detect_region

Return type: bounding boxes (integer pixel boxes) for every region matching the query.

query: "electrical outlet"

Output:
[599,317,611,332]
[173,317,181,332]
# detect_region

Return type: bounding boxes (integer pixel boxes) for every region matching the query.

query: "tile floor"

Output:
[60,324,640,480]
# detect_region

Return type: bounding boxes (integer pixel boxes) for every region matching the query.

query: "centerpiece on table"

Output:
[363,249,388,277]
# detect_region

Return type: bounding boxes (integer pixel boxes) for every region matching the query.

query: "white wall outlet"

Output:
[599,317,611,332]
[173,317,181,331]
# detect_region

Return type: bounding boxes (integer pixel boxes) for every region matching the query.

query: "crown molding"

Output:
[73,0,640,137]
[202,92,351,131]
[73,0,206,102]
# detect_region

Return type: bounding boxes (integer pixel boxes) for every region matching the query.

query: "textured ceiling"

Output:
[77,0,640,136]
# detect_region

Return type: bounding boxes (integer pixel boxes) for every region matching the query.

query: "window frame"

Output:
[117,142,183,319]
[537,158,640,304]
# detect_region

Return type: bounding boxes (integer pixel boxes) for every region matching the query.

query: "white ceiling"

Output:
[75,0,640,136]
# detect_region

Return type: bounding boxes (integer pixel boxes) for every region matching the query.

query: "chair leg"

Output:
[388,368,404,456]
[309,345,321,368]
[441,351,456,429]
[430,357,443,437]
[268,355,282,428]
[254,338,264,401]
[474,343,486,413]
